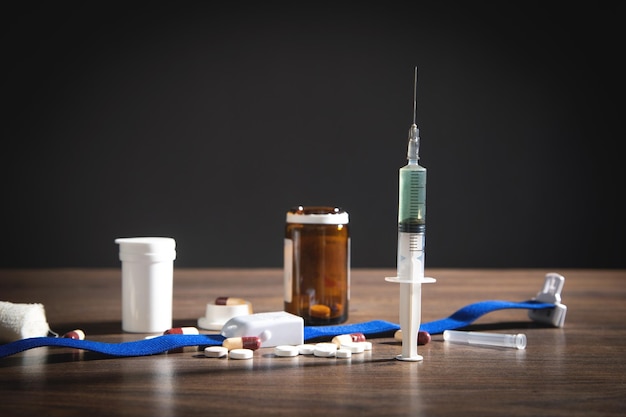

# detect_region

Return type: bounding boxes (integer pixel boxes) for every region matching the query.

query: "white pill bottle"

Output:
[115,237,176,333]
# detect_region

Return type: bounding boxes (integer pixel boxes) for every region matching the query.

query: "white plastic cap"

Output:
[197,303,252,331]
[115,237,176,262]
[286,206,349,224]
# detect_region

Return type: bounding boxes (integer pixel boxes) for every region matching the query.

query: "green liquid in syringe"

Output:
[398,163,426,233]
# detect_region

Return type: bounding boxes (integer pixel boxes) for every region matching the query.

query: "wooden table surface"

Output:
[0,268,624,416]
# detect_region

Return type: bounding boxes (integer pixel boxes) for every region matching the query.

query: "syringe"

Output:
[386,67,436,361]
[443,330,527,350]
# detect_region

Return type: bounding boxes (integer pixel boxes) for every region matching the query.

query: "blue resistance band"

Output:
[0,299,554,359]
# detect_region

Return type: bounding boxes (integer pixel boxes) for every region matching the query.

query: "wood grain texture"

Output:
[1,268,624,416]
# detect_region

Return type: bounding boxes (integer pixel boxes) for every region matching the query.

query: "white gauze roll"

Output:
[0,301,50,343]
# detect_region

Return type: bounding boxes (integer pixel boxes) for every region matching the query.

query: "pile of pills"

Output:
[161,327,432,361]
[274,333,372,359]
[200,335,264,360]
[202,332,373,360]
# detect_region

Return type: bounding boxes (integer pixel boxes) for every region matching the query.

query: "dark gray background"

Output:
[2,3,623,269]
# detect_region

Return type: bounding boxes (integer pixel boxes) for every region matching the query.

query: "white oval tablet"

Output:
[229,348,254,360]
[297,344,316,355]
[204,346,228,358]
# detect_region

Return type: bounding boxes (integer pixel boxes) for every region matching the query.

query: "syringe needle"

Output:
[413,66,418,126]
[407,66,420,161]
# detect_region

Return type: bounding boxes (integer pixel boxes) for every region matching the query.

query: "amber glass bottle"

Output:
[284,206,350,325]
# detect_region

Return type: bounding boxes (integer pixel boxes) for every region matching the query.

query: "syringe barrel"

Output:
[397,163,427,279]
[395,161,427,360]
[398,163,426,227]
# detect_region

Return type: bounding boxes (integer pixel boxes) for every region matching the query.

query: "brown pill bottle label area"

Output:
[284,206,350,325]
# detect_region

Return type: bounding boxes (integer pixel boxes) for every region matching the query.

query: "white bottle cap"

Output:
[115,237,176,262]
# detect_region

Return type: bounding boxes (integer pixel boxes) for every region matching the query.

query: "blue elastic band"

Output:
[0,299,554,359]
[0,334,226,358]
[303,299,552,340]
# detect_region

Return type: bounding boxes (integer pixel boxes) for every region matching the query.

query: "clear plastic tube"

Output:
[443,330,527,350]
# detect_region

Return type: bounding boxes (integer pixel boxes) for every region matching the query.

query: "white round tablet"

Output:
[297,344,316,355]
[274,345,299,357]
[341,342,365,353]
[336,348,352,359]
[314,342,337,357]
[229,348,254,360]
[204,346,228,358]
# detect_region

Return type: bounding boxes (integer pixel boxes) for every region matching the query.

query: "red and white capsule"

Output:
[215,296,248,306]
[222,336,262,351]
[163,327,199,335]
[62,329,85,340]
[214,297,253,313]
[394,330,432,345]
[331,333,366,347]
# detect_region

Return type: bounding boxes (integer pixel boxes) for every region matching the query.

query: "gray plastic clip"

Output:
[528,273,567,327]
